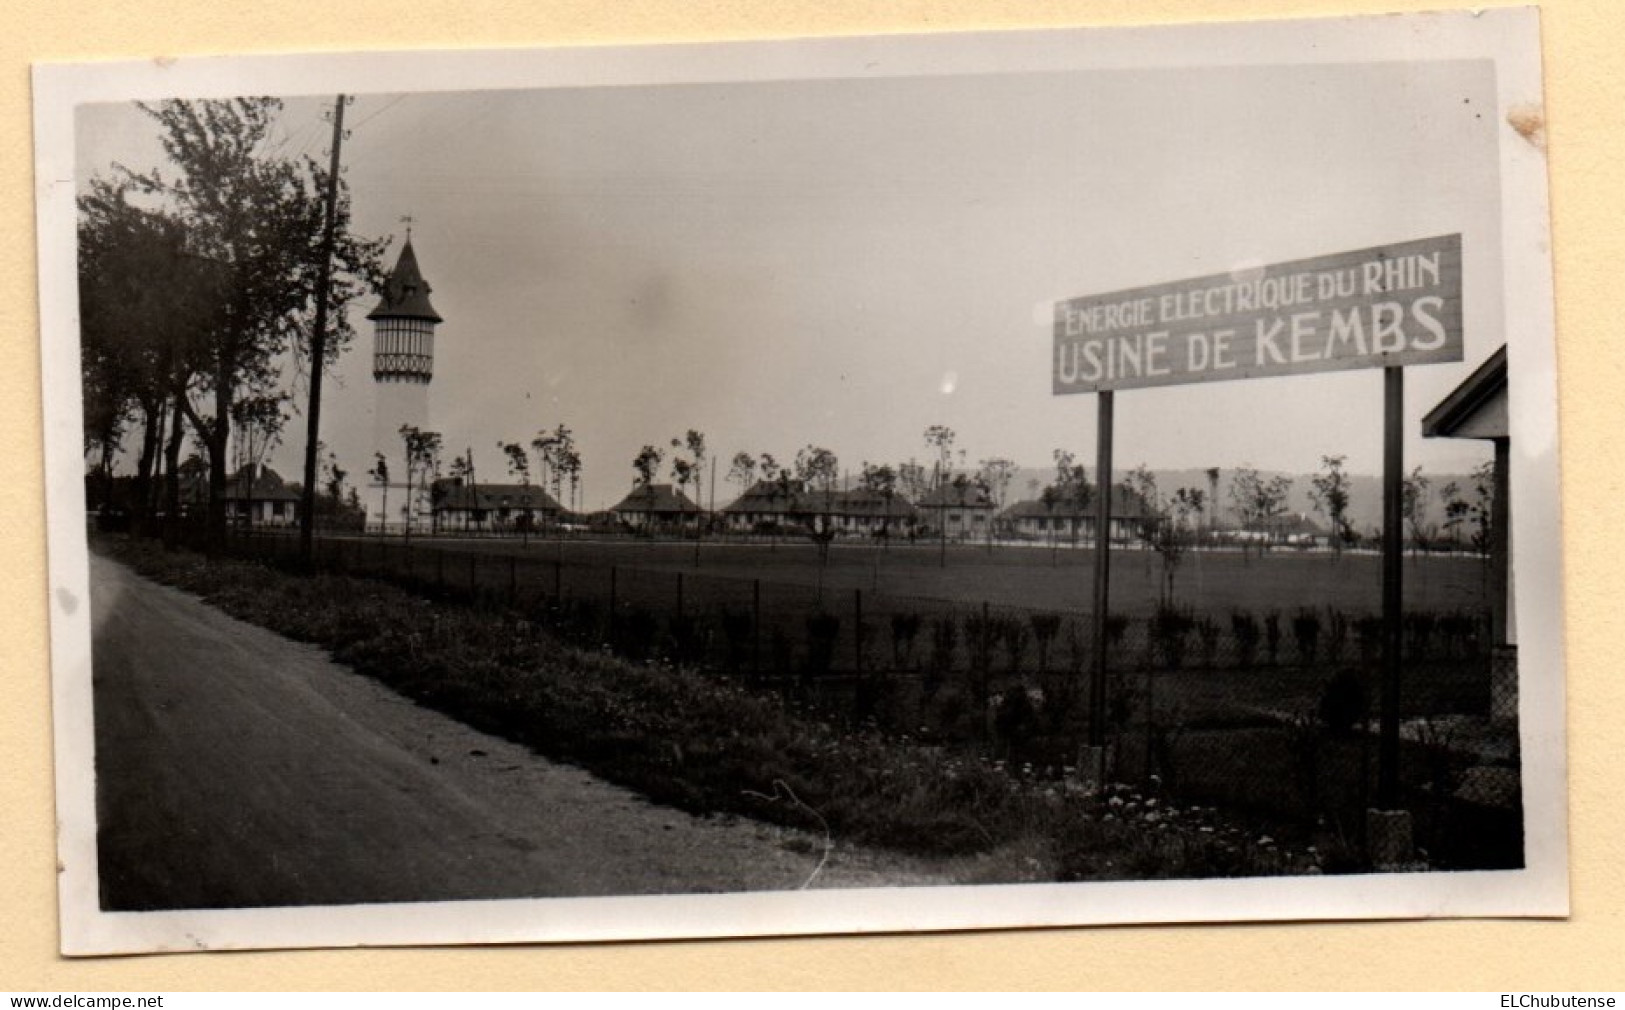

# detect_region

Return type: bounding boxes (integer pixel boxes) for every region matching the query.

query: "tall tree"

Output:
[860,461,900,540]
[1042,449,1094,546]
[560,446,583,515]
[447,448,476,532]
[669,429,707,528]
[1310,454,1354,559]
[1401,465,1432,557]
[1440,479,1467,552]
[78,178,221,530]
[632,445,663,487]
[115,98,382,551]
[977,458,1019,509]
[1126,466,1205,605]
[398,425,442,539]
[795,444,840,569]
[367,453,390,533]
[1204,466,1221,539]
[1468,459,1496,557]
[728,451,757,497]
[1229,466,1294,555]
[923,425,956,490]
[320,448,348,515]
[499,441,532,542]
[529,430,558,501]
[897,459,929,503]
[228,392,288,528]
[549,424,577,509]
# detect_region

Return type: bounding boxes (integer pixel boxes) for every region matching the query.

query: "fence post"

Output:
[508,554,518,605]
[554,558,563,599]
[436,548,445,593]
[677,572,685,620]
[609,565,618,639]
[469,554,478,599]
[854,587,864,674]
[753,578,762,679]
[981,599,992,719]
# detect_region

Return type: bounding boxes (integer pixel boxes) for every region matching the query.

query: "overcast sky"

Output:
[78,57,1505,509]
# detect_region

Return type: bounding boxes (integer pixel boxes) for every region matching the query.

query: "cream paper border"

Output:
[9,1,1608,990]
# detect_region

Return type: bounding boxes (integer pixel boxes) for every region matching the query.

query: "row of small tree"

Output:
[362,423,586,539]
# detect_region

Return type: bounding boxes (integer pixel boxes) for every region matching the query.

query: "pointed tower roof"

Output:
[367,238,443,323]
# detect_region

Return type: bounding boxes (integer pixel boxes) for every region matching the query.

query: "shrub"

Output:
[1324,608,1349,663]
[964,613,996,672]
[721,610,754,674]
[804,612,841,677]
[1437,611,1479,659]
[769,626,794,677]
[1292,609,1322,666]
[1404,611,1438,661]
[666,614,707,667]
[1231,611,1261,668]
[853,618,875,671]
[962,613,997,715]
[1353,615,1383,663]
[1001,616,1030,673]
[925,614,958,698]
[1318,668,1369,735]
[617,607,659,661]
[1149,605,1196,669]
[1194,616,1220,669]
[1104,613,1130,649]
[992,686,1040,760]
[890,612,922,668]
[1029,613,1062,672]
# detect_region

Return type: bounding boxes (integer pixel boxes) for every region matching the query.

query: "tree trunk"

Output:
[162,389,187,547]
[133,394,163,535]
[204,361,233,555]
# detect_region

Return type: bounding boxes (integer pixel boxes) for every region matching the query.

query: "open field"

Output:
[381,534,1492,620]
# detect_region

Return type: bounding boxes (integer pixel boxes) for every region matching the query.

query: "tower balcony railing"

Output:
[373,352,434,381]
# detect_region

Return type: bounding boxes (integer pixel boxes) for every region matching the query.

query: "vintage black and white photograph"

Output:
[36,9,1565,954]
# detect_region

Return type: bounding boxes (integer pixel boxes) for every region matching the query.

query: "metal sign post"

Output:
[1085,389,1114,785]
[1379,366,1405,805]
[1053,234,1464,819]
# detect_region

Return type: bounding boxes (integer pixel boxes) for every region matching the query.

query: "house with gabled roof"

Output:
[431,478,561,532]
[610,483,703,531]
[1422,345,1514,722]
[719,478,805,532]
[1000,484,1154,544]
[916,480,997,541]
[218,463,301,527]
[797,488,919,537]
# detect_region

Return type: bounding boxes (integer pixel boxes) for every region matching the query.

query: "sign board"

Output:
[1053,234,1463,394]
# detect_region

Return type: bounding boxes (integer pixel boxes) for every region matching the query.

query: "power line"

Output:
[349,94,408,132]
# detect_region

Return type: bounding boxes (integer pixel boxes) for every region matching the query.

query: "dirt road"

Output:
[90,554,948,910]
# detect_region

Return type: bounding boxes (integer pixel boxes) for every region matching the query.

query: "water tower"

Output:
[368,232,442,528]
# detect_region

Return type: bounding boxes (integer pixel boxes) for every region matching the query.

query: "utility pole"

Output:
[299,94,348,566]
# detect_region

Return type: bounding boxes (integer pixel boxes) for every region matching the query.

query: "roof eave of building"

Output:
[1422,345,1508,439]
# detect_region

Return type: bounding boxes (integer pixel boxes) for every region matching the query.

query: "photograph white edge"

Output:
[32,6,1568,956]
